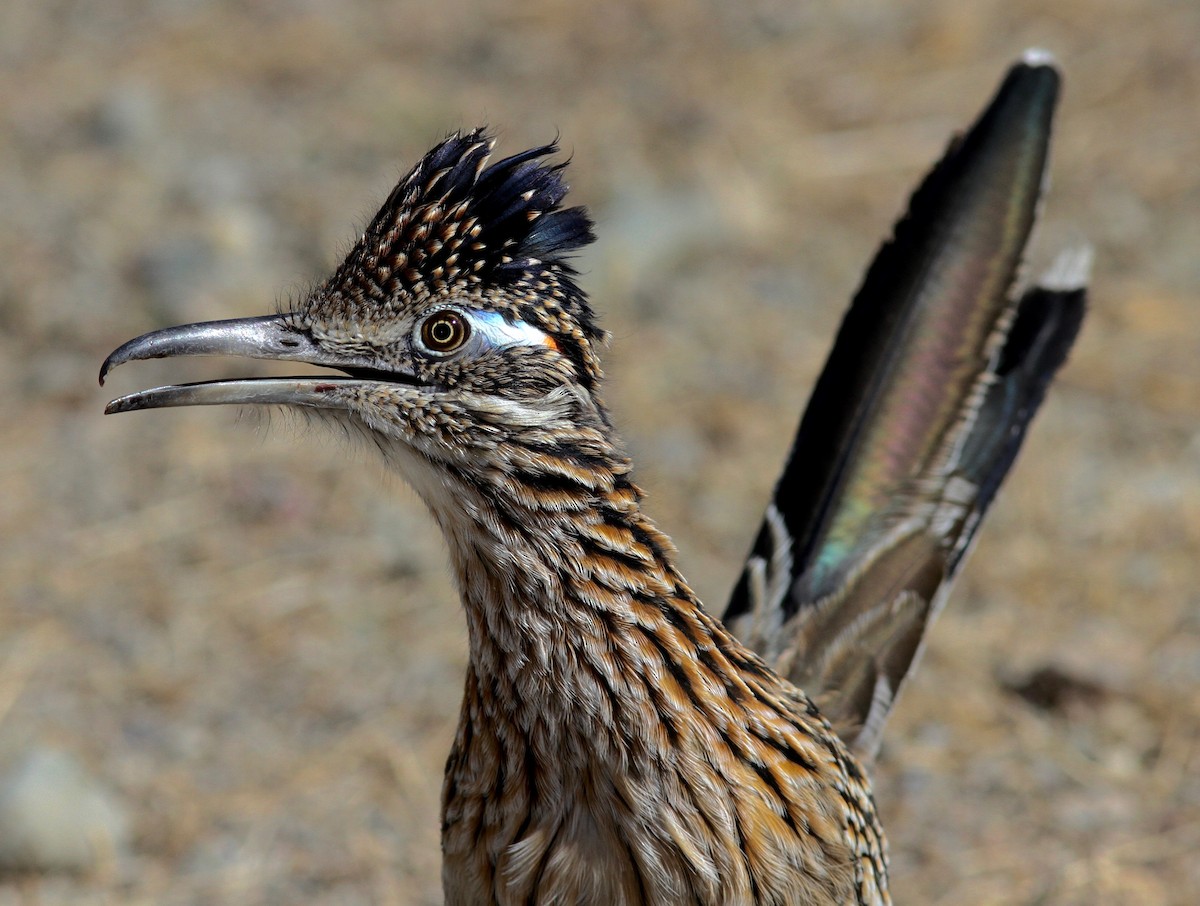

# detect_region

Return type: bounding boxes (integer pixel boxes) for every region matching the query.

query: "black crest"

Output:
[323,128,606,387]
[345,129,594,295]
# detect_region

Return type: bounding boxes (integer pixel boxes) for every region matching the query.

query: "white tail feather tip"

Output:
[1038,245,1093,291]
[1021,47,1058,67]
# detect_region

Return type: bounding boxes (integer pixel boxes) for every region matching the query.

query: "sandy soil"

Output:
[1,1,1198,903]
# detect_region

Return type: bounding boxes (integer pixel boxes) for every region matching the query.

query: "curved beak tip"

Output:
[98,351,118,387]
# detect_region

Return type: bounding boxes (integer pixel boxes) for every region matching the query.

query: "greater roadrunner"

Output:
[102,55,1086,905]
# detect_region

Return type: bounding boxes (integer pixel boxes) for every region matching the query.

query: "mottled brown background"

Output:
[1,1,1197,903]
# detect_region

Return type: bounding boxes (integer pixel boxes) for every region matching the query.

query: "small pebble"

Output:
[0,748,129,875]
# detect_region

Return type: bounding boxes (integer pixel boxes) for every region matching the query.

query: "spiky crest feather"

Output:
[319,128,607,389]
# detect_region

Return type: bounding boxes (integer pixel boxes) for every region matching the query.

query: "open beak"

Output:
[100,314,390,414]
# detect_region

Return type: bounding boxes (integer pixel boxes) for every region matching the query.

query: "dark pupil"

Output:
[432,321,453,343]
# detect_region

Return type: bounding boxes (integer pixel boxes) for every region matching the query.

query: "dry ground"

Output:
[1,1,1198,903]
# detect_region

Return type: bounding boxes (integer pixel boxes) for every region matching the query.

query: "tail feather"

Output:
[723,57,1087,758]
[952,258,1088,559]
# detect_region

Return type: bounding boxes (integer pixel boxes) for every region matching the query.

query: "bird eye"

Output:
[419,310,470,354]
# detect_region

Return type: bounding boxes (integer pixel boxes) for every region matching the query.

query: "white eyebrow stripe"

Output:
[469,310,553,348]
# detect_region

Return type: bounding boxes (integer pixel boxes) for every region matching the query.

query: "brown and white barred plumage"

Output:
[101,55,1084,905]
[434,446,886,903]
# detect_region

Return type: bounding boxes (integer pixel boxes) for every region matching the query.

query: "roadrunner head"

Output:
[100,130,613,473]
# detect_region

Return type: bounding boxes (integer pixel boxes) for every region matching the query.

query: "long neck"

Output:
[422,431,887,905]
[415,432,786,755]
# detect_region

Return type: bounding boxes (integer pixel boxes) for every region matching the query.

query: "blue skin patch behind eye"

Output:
[469,311,555,350]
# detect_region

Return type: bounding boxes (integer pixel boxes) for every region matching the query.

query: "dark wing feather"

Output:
[724,55,1087,758]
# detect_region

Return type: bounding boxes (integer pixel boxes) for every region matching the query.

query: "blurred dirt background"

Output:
[1,1,1198,903]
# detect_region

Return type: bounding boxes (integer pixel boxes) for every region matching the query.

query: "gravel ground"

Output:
[1,1,1198,903]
